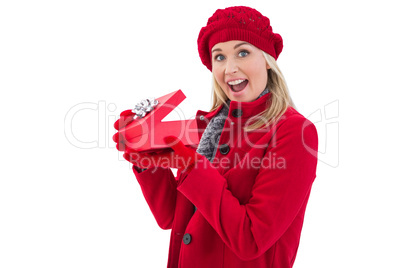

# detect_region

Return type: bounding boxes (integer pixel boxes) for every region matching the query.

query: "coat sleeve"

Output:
[133,166,177,230]
[177,115,318,260]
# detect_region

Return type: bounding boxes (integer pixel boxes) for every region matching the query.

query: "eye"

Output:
[214,54,225,61]
[238,50,249,57]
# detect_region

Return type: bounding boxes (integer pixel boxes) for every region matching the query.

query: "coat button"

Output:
[199,115,205,120]
[183,233,192,245]
[219,144,230,155]
[231,109,243,117]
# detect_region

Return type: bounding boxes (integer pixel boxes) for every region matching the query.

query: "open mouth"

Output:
[228,79,248,92]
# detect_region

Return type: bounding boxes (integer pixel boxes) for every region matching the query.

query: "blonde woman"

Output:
[114,6,318,268]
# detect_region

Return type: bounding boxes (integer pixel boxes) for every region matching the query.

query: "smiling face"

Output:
[211,40,270,102]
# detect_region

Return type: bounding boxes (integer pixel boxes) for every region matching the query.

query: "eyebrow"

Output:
[211,42,250,54]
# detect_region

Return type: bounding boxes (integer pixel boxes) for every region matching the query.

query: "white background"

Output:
[1,0,401,267]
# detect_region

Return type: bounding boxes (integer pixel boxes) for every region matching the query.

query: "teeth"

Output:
[228,79,245,86]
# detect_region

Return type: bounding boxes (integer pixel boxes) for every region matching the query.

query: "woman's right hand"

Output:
[113,110,150,172]
[122,148,175,172]
[112,109,136,151]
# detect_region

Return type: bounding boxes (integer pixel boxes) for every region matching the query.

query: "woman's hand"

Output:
[123,136,200,174]
[113,109,200,174]
[112,109,136,151]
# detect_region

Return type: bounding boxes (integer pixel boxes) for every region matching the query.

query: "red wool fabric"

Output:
[132,93,319,268]
[198,6,283,71]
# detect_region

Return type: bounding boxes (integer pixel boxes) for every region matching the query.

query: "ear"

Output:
[266,62,271,70]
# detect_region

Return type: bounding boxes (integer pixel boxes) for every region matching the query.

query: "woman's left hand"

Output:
[123,136,201,174]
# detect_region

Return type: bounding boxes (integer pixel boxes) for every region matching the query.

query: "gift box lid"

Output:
[120,90,200,152]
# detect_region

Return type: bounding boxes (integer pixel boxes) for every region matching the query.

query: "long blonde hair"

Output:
[210,51,295,132]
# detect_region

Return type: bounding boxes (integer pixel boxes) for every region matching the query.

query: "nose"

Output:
[225,58,238,75]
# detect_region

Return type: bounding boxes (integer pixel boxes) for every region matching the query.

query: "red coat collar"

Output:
[194,93,273,141]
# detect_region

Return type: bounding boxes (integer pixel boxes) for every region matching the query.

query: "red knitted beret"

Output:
[198,6,283,71]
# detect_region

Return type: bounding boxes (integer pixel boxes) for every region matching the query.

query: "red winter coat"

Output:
[132,92,318,268]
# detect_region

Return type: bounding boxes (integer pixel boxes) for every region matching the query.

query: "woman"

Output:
[114,6,318,268]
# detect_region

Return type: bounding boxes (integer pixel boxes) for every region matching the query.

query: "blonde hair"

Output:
[210,51,295,132]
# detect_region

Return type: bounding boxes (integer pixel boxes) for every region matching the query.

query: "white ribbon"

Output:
[132,98,159,119]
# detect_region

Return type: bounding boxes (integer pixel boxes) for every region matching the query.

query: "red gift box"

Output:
[118,90,200,152]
